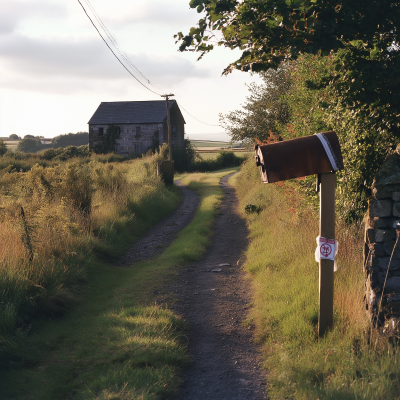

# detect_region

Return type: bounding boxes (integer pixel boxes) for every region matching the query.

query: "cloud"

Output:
[0,0,67,34]
[0,33,210,94]
[90,0,202,29]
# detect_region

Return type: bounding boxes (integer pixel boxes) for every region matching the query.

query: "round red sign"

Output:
[320,243,332,257]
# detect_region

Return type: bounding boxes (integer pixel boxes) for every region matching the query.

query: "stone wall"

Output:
[365,151,400,329]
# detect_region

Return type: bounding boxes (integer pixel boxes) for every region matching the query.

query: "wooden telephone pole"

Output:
[161,94,174,161]
[157,94,175,184]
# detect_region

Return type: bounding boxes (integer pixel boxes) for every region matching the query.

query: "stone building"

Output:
[88,100,185,155]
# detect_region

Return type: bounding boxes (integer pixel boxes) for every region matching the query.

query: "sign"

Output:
[315,236,338,273]
[319,237,336,260]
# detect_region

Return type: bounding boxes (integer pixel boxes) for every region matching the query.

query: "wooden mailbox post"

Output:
[254,131,343,337]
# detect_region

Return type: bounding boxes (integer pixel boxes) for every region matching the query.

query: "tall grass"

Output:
[0,155,180,360]
[0,169,235,399]
[234,158,400,399]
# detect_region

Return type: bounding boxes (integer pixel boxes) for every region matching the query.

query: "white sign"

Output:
[315,236,338,271]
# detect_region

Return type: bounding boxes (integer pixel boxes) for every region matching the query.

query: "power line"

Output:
[176,100,221,127]
[77,0,222,127]
[83,0,159,90]
[76,0,161,96]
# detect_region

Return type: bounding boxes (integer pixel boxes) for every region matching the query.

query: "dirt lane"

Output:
[116,181,199,266]
[171,174,267,400]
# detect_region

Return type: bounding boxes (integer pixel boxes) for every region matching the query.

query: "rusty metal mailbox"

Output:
[254,131,344,183]
[254,131,344,337]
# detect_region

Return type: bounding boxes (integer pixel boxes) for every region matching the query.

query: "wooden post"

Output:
[161,94,174,161]
[318,172,336,337]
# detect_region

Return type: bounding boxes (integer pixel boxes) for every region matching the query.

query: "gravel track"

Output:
[116,181,199,266]
[118,175,267,399]
[171,174,267,400]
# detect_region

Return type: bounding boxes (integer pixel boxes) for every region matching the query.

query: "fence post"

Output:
[318,172,335,337]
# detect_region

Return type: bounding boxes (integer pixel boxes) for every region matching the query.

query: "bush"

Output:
[40,145,91,161]
[0,139,7,156]
[152,142,245,173]
[172,139,199,172]
[17,137,45,153]
[51,132,88,148]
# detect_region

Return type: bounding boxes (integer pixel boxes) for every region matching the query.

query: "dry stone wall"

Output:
[365,151,400,330]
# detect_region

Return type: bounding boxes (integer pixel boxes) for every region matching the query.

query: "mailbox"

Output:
[254,131,344,183]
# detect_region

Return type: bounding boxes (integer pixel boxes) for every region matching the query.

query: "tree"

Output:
[219,68,290,145]
[0,139,7,156]
[176,0,400,137]
[17,137,44,153]
[8,134,20,140]
[51,132,88,148]
[24,135,35,139]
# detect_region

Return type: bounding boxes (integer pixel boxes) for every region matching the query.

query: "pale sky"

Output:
[0,0,262,141]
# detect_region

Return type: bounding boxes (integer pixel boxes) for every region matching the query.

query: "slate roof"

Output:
[88,100,184,125]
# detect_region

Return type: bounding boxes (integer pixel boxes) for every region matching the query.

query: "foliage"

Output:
[40,145,91,161]
[0,169,234,399]
[23,135,35,139]
[176,0,400,77]
[234,158,400,399]
[279,54,395,221]
[16,137,44,153]
[221,52,396,221]
[0,139,7,156]
[94,125,120,154]
[177,0,400,187]
[172,138,199,172]
[0,154,177,351]
[220,68,290,145]
[50,132,88,148]
[8,134,20,140]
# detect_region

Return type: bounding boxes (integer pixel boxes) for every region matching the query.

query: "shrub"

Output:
[40,145,91,161]
[51,132,89,148]
[0,139,7,156]
[17,137,45,153]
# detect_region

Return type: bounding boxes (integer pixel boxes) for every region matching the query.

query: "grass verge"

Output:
[233,158,400,399]
[0,168,237,400]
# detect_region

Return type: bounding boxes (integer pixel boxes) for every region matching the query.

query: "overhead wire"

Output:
[176,100,221,127]
[76,0,161,96]
[83,0,160,92]
[77,0,221,127]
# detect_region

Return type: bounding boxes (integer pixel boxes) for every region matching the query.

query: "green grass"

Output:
[197,151,251,160]
[0,168,237,399]
[190,140,230,148]
[233,158,400,399]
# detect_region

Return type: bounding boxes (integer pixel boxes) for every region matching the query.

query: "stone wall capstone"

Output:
[365,150,400,331]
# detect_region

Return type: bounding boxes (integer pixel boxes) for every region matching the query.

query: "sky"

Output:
[0,0,263,141]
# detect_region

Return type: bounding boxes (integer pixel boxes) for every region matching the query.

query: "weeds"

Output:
[0,154,180,362]
[0,168,235,399]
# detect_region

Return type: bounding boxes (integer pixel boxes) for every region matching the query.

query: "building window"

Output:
[98,127,104,136]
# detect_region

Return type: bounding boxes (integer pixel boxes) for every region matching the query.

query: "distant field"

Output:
[3,141,19,151]
[198,151,252,160]
[190,140,244,151]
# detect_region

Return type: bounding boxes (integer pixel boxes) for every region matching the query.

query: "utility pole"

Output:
[157,94,175,184]
[161,94,174,161]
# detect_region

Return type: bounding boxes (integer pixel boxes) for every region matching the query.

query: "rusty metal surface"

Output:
[254,131,343,183]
